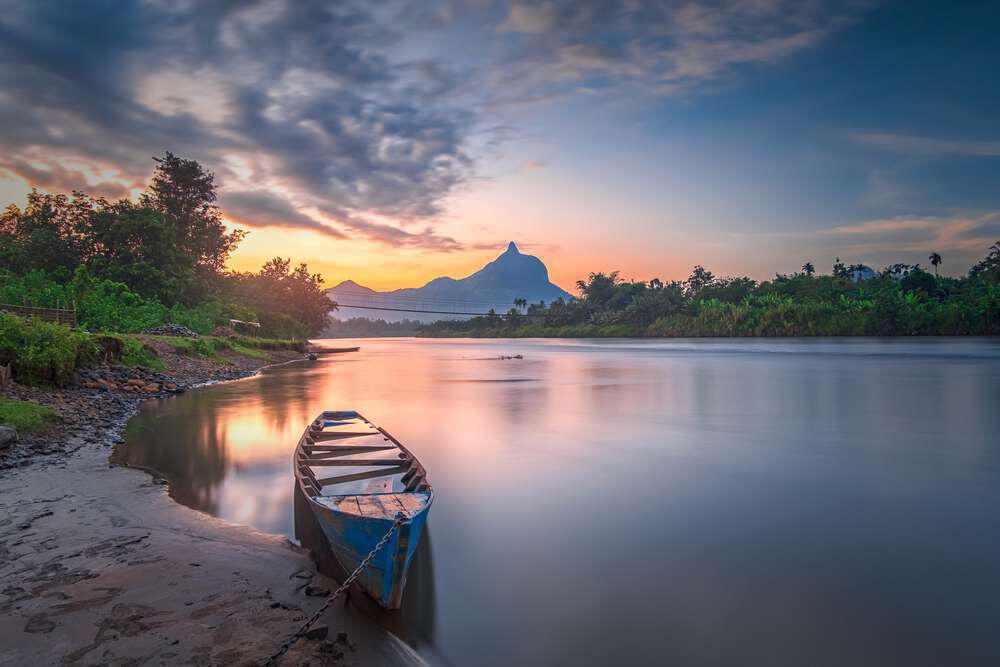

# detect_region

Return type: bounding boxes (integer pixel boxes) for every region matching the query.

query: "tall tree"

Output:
[141,152,245,301]
[801,262,815,276]
[970,242,1000,283]
[929,252,942,277]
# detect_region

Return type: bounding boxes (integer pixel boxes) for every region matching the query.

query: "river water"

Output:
[120,337,1000,666]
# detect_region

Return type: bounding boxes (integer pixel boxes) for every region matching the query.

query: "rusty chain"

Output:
[265,514,407,666]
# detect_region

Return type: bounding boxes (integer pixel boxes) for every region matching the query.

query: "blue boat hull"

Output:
[310,492,432,609]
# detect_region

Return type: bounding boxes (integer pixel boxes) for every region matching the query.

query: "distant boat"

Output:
[293,411,432,609]
[309,346,360,354]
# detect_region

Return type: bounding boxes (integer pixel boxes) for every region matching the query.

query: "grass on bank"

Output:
[0,397,59,433]
[0,311,306,386]
[149,334,305,359]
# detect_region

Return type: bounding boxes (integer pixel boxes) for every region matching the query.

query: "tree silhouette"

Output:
[801,262,815,276]
[929,252,942,277]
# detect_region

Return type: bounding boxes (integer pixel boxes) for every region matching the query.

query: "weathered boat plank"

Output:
[300,458,405,467]
[314,464,409,486]
[309,431,380,441]
[303,444,395,454]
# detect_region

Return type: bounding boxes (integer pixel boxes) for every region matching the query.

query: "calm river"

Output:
[120,338,1000,666]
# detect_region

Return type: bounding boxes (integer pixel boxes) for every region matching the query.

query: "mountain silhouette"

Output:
[327,242,573,322]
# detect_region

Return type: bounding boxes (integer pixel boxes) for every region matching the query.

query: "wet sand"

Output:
[0,348,422,666]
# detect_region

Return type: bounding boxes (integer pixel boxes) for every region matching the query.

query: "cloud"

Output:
[0,0,870,249]
[315,203,463,251]
[477,0,867,105]
[221,191,346,238]
[0,1,473,247]
[0,156,133,200]
[469,240,560,253]
[499,2,559,34]
[820,212,1000,253]
[850,133,1000,157]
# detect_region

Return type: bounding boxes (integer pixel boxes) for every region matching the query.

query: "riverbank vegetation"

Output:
[420,245,1000,338]
[0,397,59,433]
[0,153,333,339]
[322,317,423,338]
[0,311,304,386]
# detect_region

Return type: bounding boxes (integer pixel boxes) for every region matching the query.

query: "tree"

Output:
[576,271,620,305]
[0,191,93,278]
[685,265,715,298]
[929,252,942,277]
[141,152,245,301]
[801,262,815,276]
[832,258,849,279]
[970,242,1000,284]
[228,258,334,336]
[81,199,197,304]
[513,297,527,313]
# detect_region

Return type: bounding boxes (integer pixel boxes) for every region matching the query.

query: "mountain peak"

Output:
[327,241,573,322]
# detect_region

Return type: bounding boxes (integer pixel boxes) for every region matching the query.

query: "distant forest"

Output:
[420,248,1000,337]
[0,153,331,338]
[322,317,422,338]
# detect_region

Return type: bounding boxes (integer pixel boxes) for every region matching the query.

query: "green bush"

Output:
[119,336,167,370]
[0,312,98,385]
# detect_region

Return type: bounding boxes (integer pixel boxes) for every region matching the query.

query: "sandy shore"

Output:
[0,347,423,666]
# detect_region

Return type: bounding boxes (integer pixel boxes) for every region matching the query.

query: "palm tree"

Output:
[801,262,815,276]
[929,252,942,277]
[513,297,527,313]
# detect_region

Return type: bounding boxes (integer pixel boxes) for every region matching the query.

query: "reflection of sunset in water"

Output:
[120,338,1000,667]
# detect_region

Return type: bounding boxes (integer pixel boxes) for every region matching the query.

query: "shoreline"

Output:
[0,347,422,666]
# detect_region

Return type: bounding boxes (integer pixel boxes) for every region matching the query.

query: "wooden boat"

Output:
[294,411,432,609]
[309,346,360,354]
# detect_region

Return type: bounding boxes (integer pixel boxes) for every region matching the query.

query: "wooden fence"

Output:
[0,303,77,327]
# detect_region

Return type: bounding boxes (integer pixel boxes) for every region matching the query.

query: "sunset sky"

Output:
[1,1,998,291]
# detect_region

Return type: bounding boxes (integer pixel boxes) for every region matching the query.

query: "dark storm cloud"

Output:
[0,0,866,248]
[0,0,472,249]
[480,0,870,105]
[221,191,346,239]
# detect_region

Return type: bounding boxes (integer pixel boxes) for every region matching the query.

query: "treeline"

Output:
[420,248,1000,337]
[322,317,422,338]
[0,153,332,338]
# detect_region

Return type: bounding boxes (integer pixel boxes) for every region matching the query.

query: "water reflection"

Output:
[120,338,1000,666]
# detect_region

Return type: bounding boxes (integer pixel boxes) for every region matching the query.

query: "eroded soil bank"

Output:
[0,346,421,666]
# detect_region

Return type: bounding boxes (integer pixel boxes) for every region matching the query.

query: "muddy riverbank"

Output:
[0,347,421,666]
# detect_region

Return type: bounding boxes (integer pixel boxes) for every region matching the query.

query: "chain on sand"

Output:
[265,515,406,666]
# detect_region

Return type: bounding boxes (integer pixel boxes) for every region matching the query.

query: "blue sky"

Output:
[0,1,997,288]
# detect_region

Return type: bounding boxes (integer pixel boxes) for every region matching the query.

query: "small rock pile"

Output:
[76,367,182,394]
[143,323,200,338]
